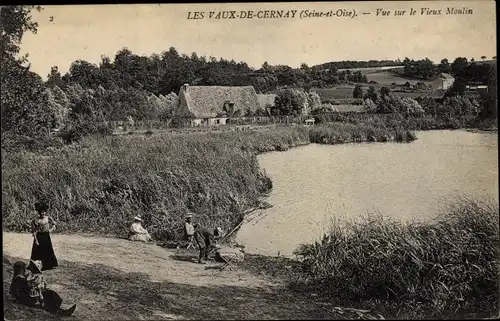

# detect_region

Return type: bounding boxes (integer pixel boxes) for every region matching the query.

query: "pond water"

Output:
[235,130,498,257]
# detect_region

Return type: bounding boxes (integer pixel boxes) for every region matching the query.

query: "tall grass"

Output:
[292,197,499,319]
[314,112,479,131]
[2,126,309,240]
[310,122,417,144]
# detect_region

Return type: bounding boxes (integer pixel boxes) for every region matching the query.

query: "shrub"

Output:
[274,88,308,116]
[60,117,113,144]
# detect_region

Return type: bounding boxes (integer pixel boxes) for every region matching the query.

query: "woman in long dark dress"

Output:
[9,261,76,316]
[30,199,58,271]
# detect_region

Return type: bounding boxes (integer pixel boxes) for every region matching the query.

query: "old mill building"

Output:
[175,84,261,126]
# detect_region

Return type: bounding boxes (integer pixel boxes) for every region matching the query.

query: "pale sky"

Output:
[19,1,496,79]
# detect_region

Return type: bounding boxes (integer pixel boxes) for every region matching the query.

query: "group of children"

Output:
[9,260,76,316]
[183,214,224,264]
[129,213,225,264]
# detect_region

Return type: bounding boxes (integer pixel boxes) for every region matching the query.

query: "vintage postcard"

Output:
[2,1,497,320]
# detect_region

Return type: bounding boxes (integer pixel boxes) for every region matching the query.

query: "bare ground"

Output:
[3,232,340,320]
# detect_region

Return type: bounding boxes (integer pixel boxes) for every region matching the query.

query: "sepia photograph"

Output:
[1,1,498,320]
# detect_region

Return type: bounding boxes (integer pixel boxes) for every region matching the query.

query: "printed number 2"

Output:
[50,16,54,22]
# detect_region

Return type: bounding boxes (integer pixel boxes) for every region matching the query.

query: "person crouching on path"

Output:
[30,199,58,271]
[129,216,153,242]
[193,227,223,264]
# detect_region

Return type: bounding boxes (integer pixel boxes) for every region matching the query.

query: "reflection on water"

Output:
[235,130,498,257]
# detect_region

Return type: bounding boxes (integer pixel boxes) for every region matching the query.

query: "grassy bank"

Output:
[2,126,310,241]
[310,122,417,144]
[290,197,499,319]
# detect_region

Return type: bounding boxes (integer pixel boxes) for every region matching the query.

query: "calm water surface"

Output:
[235,130,498,257]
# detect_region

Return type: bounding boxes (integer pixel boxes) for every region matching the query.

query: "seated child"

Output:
[26,260,46,307]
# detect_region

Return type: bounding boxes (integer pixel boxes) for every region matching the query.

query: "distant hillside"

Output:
[312,60,402,71]
[338,66,405,73]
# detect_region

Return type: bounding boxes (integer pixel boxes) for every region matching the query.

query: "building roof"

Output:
[180,85,259,118]
[257,94,277,109]
[439,73,455,80]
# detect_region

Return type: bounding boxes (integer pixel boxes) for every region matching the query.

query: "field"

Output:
[331,104,366,113]
[312,85,443,103]
[337,66,404,73]
[313,87,359,100]
[311,67,444,102]
[389,91,445,98]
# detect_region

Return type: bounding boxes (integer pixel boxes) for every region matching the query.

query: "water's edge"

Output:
[235,129,498,257]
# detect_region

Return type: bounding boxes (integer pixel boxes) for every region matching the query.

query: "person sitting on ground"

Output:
[26,260,46,306]
[10,261,37,307]
[10,260,76,316]
[193,226,224,264]
[129,216,153,242]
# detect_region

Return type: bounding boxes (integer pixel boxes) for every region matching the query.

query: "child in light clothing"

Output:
[26,260,46,307]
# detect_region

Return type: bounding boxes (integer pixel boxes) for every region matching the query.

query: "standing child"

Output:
[183,214,196,248]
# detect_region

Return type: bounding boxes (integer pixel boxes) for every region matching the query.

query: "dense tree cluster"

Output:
[272,89,321,116]
[361,87,481,118]
[1,5,54,146]
[445,57,497,120]
[402,58,438,80]
[363,94,424,115]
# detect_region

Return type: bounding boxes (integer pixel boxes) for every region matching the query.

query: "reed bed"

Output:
[309,122,417,144]
[292,196,499,319]
[2,126,309,241]
[313,113,479,131]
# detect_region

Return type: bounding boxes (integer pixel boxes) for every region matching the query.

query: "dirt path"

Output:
[3,232,338,320]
